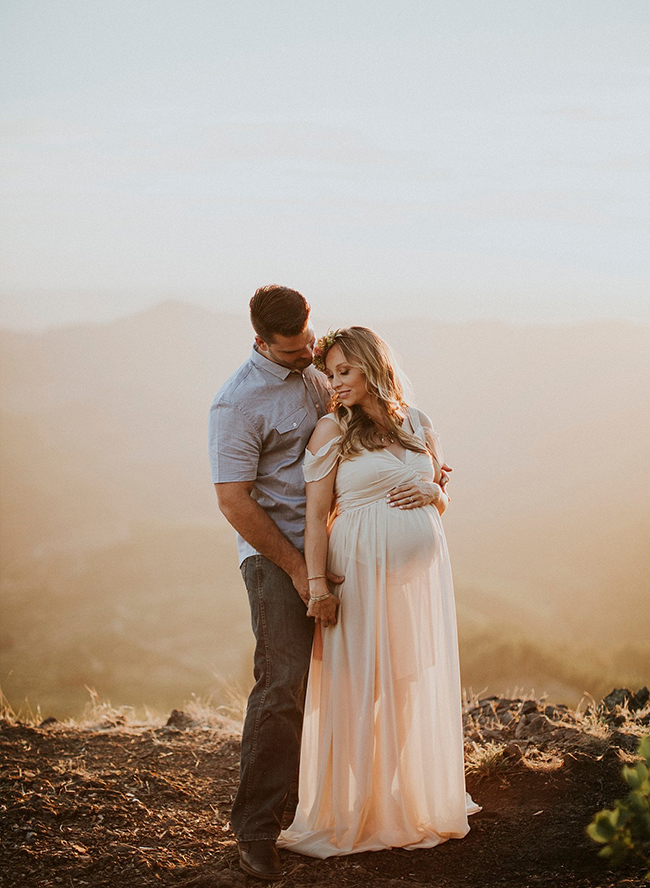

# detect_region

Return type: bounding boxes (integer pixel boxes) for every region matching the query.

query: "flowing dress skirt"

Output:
[279,427,480,858]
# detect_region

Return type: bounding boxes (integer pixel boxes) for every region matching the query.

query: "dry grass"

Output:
[465,740,509,777]
[2,684,648,887]
[0,685,42,726]
[521,748,565,772]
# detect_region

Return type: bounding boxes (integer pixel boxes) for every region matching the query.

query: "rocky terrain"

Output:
[1,689,649,888]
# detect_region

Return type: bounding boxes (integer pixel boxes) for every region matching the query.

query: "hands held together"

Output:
[292,566,343,627]
[306,570,343,627]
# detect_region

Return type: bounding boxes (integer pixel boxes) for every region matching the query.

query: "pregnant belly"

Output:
[329,501,440,586]
[385,503,440,584]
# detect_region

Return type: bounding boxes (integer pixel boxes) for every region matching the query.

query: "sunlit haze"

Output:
[1,2,649,718]
[1,1,649,330]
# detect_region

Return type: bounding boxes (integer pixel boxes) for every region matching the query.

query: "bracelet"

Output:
[307,574,327,581]
[309,592,331,602]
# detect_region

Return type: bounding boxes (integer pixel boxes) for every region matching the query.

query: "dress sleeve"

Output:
[408,407,443,462]
[303,435,341,482]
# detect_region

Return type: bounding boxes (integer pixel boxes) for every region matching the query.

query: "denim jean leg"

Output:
[232,555,314,841]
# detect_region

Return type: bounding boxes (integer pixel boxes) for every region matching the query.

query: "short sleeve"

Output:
[409,407,443,462]
[303,435,341,482]
[208,400,262,483]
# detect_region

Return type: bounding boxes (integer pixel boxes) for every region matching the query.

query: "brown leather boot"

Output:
[237,840,282,881]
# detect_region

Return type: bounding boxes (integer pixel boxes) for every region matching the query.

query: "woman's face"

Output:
[325,344,374,410]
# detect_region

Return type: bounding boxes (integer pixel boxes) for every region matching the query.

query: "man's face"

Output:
[255,324,316,372]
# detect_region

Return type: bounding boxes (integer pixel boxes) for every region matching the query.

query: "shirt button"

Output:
[293,422,297,427]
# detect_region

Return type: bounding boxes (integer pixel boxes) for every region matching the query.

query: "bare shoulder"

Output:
[307,414,341,454]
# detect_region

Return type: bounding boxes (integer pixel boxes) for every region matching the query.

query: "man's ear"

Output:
[254,335,269,353]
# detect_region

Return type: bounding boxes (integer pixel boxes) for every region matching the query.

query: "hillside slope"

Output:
[1,691,648,887]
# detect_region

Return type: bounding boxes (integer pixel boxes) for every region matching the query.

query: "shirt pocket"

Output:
[275,406,308,434]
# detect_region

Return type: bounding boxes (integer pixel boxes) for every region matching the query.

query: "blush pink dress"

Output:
[278,409,479,858]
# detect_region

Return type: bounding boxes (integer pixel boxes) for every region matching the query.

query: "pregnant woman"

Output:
[278,326,479,859]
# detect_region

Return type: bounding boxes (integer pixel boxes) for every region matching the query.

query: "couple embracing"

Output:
[208,285,479,880]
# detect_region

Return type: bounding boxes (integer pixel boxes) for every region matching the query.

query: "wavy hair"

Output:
[317,326,429,460]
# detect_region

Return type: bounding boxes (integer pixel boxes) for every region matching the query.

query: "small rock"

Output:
[504,742,524,760]
[39,716,58,728]
[631,687,650,711]
[165,709,194,729]
[521,700,538,716]
[554,726,578,742]
[482,728,503,741]
[527,714,551,735]
[601,688,633,712]
[610,731,639,752]
[500,711,515,726]
[515,717,529,739]
[474,696,498,713]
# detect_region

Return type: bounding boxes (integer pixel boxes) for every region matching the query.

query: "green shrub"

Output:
[587,735,650,881]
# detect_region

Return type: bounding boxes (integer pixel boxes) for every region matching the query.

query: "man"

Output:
[208,285,338,880]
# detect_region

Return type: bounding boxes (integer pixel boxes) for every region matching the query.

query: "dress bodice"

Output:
[302,409,436,513]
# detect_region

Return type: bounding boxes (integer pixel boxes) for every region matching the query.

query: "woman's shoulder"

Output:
[406,406,434,431]
[307,413,341,454]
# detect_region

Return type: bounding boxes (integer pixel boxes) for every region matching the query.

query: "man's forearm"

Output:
[217,488,305,579]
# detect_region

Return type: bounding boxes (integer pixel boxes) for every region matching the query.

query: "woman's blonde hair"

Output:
[315,326,428,460]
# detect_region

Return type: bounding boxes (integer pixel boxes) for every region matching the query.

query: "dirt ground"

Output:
[1,696,648,888]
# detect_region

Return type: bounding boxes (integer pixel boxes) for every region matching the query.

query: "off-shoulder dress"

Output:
[278,409,479,858]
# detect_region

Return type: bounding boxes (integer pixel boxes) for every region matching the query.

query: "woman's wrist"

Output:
[309,590,331,602]
[309,580,331,602]
[308,575,329,596]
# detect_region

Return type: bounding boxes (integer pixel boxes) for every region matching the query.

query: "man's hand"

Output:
[289,562,311,606]
[305,571,344,626]
[307,590,341,627]
[439,462,452,494]
[291,565,344,607]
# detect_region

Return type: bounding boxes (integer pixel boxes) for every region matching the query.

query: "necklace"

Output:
[361,410,398,447]
[373,423,396,446]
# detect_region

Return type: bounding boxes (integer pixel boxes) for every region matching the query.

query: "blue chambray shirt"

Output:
[208,347,332,565]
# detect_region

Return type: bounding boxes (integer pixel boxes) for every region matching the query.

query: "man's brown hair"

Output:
[249,285,310,343]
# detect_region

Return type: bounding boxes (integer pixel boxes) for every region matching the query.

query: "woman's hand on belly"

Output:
[386,479,445,511]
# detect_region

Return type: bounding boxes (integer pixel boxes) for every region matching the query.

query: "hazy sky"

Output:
[1,1,649,329]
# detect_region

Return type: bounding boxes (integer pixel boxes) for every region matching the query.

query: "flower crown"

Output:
[312,329,342,372]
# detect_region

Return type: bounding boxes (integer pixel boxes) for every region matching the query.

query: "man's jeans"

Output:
[232,555,315,841]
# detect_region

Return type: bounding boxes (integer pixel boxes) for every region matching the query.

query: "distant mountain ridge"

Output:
[2,302,648,605]
[1,303,649,711]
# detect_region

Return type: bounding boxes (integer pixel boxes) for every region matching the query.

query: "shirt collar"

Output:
[250,345,293,380]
